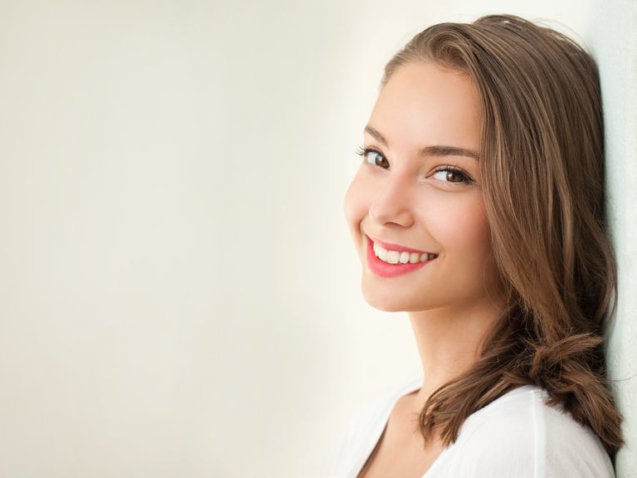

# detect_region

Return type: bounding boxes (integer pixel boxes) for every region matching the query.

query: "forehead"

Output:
[369,62,481,153]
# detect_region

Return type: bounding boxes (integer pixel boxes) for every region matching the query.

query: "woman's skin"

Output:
[344,62,507,477]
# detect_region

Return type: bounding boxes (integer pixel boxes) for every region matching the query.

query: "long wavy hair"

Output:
[382,15,623,459]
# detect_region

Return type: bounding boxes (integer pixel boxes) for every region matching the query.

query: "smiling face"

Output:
[344,62,502,313]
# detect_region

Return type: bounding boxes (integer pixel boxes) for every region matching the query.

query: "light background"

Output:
[0,0,634,477]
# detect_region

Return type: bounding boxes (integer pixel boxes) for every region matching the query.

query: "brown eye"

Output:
[431,168,474,185]
[445,171,464,183]
[365,150,390,169]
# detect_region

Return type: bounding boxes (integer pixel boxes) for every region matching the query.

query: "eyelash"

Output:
[355,146,475,185]
[356,146,388,168]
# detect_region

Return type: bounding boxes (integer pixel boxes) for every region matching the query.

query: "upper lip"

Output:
[366,235,433,254]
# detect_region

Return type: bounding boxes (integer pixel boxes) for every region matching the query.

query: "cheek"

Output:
[343,170,371,236]
[423,194,492,259]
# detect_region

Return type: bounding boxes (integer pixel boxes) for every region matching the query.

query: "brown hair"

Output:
[383,15,623,458]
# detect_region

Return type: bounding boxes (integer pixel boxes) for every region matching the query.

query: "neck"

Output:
[407,299,504,408]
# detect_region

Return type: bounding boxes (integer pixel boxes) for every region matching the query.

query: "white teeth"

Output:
[378,247,387,261]
[373,242,388,261]
[387,251,400,264]
[372,241,437,265]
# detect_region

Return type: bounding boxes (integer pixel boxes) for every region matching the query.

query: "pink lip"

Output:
[367,235,429,254]
[365,236,436,278]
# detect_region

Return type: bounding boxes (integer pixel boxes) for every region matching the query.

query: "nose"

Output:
[368,171,415,228]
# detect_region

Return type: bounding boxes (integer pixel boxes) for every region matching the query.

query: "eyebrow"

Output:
[364,125,480,161]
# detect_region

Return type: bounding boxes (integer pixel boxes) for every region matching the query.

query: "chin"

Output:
[361,279,419,313]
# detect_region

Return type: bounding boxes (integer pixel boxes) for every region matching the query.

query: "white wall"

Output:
[0,1,633,477]
[590,1,637,476]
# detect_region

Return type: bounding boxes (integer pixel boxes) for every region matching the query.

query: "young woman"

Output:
[332,14,623,478]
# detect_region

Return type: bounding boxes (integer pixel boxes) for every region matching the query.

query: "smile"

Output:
[366,236,437,278]
[373,242,437,264]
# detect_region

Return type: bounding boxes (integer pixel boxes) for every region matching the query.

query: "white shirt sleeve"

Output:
[447,388,614,478]
[327,383,614,478]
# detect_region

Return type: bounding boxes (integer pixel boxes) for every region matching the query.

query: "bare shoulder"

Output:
[447,386,614,478]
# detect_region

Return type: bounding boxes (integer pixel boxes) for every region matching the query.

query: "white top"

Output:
[330,378,614,478]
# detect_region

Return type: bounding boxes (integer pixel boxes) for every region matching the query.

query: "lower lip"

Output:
[366,237,434,278]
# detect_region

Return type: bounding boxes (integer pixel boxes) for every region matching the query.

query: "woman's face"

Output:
[344,61,501,313]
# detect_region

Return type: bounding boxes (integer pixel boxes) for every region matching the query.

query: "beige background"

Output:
[0,0,634,477]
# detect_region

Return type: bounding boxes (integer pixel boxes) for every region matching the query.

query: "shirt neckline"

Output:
[354,379,543,478]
